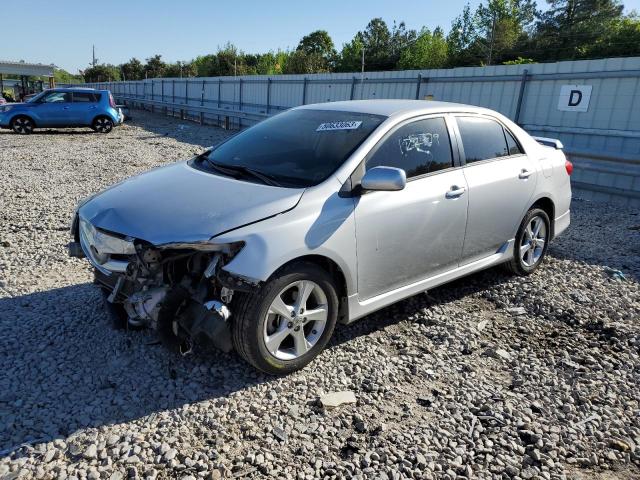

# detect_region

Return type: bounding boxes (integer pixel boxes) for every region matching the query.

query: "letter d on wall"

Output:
[558,85,592,112]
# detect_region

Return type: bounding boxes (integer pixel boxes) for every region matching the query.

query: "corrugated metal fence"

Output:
[76,56,640,207]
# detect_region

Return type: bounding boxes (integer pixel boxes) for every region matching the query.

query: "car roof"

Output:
[295,99,492,118]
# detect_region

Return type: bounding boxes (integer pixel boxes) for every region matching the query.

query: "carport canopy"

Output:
[0,60,55,77]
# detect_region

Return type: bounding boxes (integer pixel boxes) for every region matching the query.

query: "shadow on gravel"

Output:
[0,267,513,455]
[331,266,513,347]
[30,130,97,135]
[0,283,268,455]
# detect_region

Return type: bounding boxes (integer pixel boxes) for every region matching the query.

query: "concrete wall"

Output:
[76,57,640,207]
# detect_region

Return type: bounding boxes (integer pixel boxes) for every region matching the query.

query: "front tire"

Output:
[11,116,34,134]
[92,116,114,134]
[232,262,339,375]
[505,208,551,275]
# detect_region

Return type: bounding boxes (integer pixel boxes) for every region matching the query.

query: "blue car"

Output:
[0,88,124,134]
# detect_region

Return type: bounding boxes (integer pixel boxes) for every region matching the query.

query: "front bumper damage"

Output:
[69,214,255,354]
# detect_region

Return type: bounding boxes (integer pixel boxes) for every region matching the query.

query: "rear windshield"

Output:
[198,109,386,187]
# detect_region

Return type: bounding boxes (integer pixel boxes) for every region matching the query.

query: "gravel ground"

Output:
[1,111,639,480]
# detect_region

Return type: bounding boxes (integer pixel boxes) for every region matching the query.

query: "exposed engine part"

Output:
[175,299,233,352]
[123,287,169,328]
[204,300,231,321]
[107,276,125,303]
[204,254,221,278]
[75,222,245,353]
[220,287,234,304]
[217,269,260,293]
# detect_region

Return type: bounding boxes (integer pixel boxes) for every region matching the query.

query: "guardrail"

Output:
[115,95,269,129]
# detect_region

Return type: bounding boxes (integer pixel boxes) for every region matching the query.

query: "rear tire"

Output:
[231,262,339,375]
[11,116,34,134]
[505,208,550,276]
[92,116,114,134]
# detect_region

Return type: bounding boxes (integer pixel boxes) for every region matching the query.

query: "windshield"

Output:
[197,109,386,187]
[26,91,48,103]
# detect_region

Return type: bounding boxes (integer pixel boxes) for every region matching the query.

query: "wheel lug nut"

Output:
[294,326,300,331]
[287,322,293,329]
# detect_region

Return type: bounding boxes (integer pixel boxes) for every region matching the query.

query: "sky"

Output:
[6,0,640,73]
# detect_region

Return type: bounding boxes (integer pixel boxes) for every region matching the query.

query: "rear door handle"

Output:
[519,169,533,179]
[63,106,70,110]
[446,185,466,198]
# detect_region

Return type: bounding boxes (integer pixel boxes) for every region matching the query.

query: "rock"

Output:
[83,444,98,460]
[484,347,512,361]
[319,391,357,409]
[506,307,527,316]
[477,320,489,331]
[608,438,633,452]
[272,426,287,442]
[164,449,178,461]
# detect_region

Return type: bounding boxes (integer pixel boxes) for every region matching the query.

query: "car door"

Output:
[34,91,72,126]
[454,115,537,265]
[69,91,99,125]
[353,115,468,301]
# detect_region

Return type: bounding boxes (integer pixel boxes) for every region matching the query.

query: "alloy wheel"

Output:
[13,117,33,134]
[263,280,329,360]
[94,118,113,133]
[520,215,547,267]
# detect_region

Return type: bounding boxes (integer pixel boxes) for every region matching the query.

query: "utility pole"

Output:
[360,47,365,100]
[92,45,97,67]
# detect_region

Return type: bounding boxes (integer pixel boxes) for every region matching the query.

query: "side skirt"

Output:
[343,239,515,324]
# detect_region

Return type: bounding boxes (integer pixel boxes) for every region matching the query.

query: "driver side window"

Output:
[366,117,453,179]
[42,92,71,103]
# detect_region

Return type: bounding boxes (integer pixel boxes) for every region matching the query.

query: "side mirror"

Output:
[360,166,407,192]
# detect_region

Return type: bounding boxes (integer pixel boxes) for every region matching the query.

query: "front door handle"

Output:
[519,169,533,179]
[446,185,466,198]
[63,106,70,110]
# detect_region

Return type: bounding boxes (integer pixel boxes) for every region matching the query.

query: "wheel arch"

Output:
[10,113,37,127]
[529,196,555,238]
[92,113,115,125]
[271,254,349,322]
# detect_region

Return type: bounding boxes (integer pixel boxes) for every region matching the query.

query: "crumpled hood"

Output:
[79,161,304,245]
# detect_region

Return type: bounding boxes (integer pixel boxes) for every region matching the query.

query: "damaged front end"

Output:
[69,214,255,354]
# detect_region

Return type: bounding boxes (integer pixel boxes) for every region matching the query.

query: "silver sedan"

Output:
[69,100,572,374]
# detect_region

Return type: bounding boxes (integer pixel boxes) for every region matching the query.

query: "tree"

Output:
[120,58,144,80]
[359,18,394,70]
[398,27,448,69]
[585,11,640,58]
[336,36,365,72]
[534,0,624,60]
[144,55,166,78]
[474,0,537,64]
[390,21,418,66]
[82,64,121,82]
[53,68,83,84]
[447,4,482,66]
[164,61,195,78]
[296,30,337,71]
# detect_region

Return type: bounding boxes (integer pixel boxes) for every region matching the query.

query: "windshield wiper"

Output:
[202,156,282,187]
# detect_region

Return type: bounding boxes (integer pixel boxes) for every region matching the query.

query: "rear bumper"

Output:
[554,209,570,238]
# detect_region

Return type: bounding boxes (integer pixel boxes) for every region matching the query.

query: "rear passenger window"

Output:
[367,117,453,178]
[73,92,97,103]
[505,129,523,155]
[457,116,509,163]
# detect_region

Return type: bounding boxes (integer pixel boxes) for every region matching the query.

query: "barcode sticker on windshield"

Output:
[316,121,363,132]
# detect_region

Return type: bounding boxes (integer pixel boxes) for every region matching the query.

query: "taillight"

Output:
[109,93,116,108]
[565,160,573,176]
